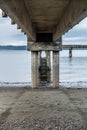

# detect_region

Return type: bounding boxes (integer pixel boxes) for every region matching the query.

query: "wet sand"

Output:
[0,87,87,130]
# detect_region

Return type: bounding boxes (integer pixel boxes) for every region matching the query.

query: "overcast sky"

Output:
[63,17,87,45]
[0,9,27,46]
[0,9,87,46]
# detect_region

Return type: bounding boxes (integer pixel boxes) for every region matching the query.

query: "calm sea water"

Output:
[0,49,87,88]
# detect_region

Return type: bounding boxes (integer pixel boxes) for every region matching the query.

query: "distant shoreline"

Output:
[0,45,27,50]
[0,81,87,88]
[0,45,87,50]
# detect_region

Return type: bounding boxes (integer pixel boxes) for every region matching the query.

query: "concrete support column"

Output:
[46,51,50,68]
[53,51,59,88]
[46,51,51,82]
[31,51,38,88]
[38,51,41,84]
[69,48,72,58]
[38,51,41,67]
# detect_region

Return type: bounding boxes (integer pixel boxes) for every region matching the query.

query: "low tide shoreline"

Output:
[0,87,87,130]
[1,81,87,88]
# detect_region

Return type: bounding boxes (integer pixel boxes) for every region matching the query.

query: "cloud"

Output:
[63,35,87,45]
[73,17,87,30]
[0,9,26,45]
[64,37,87,41]
[63,17,87,45]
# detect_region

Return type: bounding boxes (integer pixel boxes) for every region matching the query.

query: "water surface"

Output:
[0,50,87,88]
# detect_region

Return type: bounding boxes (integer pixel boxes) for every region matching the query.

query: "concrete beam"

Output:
[2,11,7,17]
[17,25,20,29]
[24,32,26,35]
[53,0,87,41]
[21,29,26,35]
[27,42,62,51]
[21,29,24,33]
[0,0,36,41]
[11,20,15,25]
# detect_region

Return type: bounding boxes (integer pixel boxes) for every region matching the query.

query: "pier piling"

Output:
[53,51,59,88]
[46,51,51,82]
[69,47,72,58]
[31,51,39,88]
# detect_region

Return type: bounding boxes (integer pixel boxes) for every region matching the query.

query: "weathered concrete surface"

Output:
[27,42,62,51]
[46,51,51,82]
[31,51,38,88]
[38,51,41,84]
[53,51,59,88]
[39,58,47,82]
[46,51,50,69]
[0,88,87,129]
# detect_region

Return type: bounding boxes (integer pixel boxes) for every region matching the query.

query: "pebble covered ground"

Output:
[0,88,87,130]
[0,118,86,130]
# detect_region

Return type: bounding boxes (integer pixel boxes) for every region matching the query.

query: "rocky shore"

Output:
[0,87,87,130]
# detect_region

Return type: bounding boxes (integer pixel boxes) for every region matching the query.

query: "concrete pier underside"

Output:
[0,88,87,129]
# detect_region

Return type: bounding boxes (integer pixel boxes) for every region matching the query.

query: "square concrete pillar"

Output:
[31,51,38,88]
[46,51,50,68]
[53,51,59,88]
[38,51,41,84]
[46,51,51,82]
[38,51,41,67]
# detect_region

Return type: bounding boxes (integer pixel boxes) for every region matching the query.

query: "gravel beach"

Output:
[0,87,87,130]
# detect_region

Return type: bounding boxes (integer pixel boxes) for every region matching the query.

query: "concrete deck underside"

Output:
[0,88,87,130]
[0,0,87,41]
